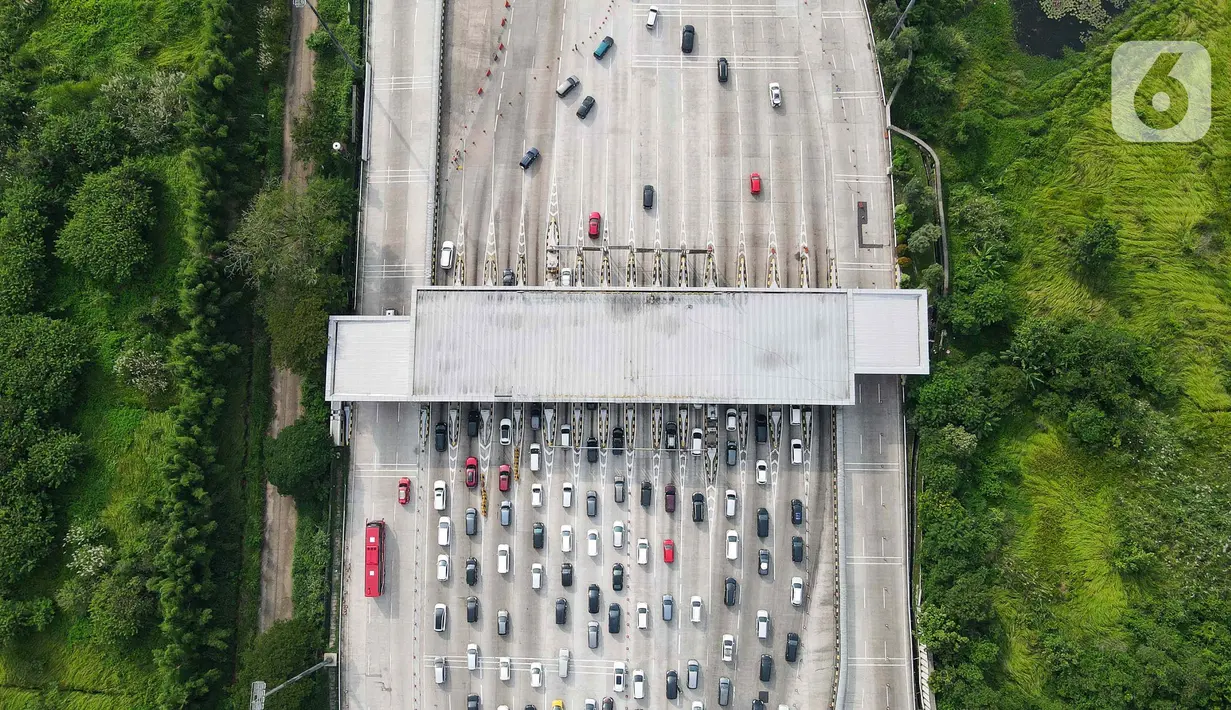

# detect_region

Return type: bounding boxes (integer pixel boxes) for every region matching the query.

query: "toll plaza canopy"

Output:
[325,287,929,406]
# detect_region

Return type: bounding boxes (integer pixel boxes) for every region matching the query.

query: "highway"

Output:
[338,0,914,704]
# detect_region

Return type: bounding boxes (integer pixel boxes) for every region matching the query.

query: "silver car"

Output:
[769,82,782,107]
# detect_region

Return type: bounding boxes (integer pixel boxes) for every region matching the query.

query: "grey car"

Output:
[614,474,626,503]
[577,95,595,119]
[466,507,478,536]
[497,609,509,636]
[500,501,512,527]
[588,621,600,648]
[718,676,731,706]
[587,490,598,518]
[662,594,674,621]
[643,184,654,209]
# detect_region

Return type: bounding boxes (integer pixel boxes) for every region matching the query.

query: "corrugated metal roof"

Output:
[851,291,929,374]
[326,288,929,404]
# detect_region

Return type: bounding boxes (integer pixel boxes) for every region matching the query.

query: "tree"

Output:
[89,569,154,646]
[1068,218,1119,274]
[264,284,333,375]
[266,417,334,500]
[225,177,351,289]
[237,617,323,710]
[0,177,51,315]
[908,223,942,255]
[55,166,156,283]
[0,315,87,419]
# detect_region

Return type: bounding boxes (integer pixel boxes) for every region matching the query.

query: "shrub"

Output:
[115,344,172,396]
[266,417,334,501]
[0,314,87,419]
[237,617,322,710]
[89,570,154,646]
[264,283,333,375]
[1067,217,1120,274]
[55,166,156,284]
[97,71,188,150]
[908,223,942,255]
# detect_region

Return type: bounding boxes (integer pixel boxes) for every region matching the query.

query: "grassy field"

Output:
[910,0,1231,705]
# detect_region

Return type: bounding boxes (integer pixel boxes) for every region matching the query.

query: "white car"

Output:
[529,442,541,471]
[691,428,704,456]
[498,544,510,574]
[757,609,770,639]
[467,643,479,670]
[637,538,650,565]
[531,562,544,589]
[726,407,737,432]
[562,482,574,508]
[769,81,782,107]
[612,520,625,548]
[499,656,511,680]
[440,240,455,270]
[561,525,573,552]
[756,459,768,484]
[645,4,658,28]
[721,633,735,661]
[614,661,627,691]
[531,662,543,688]
[531,483,543,507]
[633,668,645,699]
[587,529,600,556]
[791,438,803,465]
[438,517,451,546]
[499,418,512,445]
[725,489,737,517]
[726,530,738,560]
[691,595,702,623]
[433,480,446,511]
[692,702,704,710]
[637,602,649,629]
[791,576,804,606]
[436,554,449,581]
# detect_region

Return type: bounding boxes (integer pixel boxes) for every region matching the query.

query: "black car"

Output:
[562,562,574,587]
[602,697,613,710]
[467,595,479,622]
[519,146,540,169]
[717,56,728,82]
[692,492,705,522]
[665,421,678,448]
[466,558,478,586]
[533,522,545,549]
[725,440,737,466]
[665,484,676,513]
[435,422,447,452]
[468,409,481,437]
[792,536,804,562]
[502,268,515,286]
[640,481,652,507]
[755,414,768,443]
[611,427,625,454]
[786,631,800,662]
[666,669,679,699]
[757,507,769,538]
[643,184,655,209]
[612,562,625,591]
[724,577,738,606]
[791,499,804,525]
[759,654,773,682]
[758,548,771,576]
[589,584,601,614]
[555,598,568,625]
[681,24,695,53]
[587,490,598,518]
[608,602,621,633]
[577,95,595,119]
[468,694,479,710]
[587,436,599,463]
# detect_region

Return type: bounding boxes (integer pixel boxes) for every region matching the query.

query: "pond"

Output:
[1010,0,1113,57]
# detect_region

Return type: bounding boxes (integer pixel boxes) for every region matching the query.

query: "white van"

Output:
[790,405,802,426]
[438,517,451,546]
[529,443,541,471]
[560,424,572,448]
[756,610,769,639]
[791,438,803,465]
[559,648,570,678]
[499,657,511,680]
[434,657,447,684]
[726,530,739,560]
[690,596,702,622]
[725,489,737,517]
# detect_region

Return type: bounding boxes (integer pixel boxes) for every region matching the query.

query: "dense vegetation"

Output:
[0,0,286,707]
[879,0,1231,707]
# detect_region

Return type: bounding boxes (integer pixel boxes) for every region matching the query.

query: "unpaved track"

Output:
[258,0,319,633]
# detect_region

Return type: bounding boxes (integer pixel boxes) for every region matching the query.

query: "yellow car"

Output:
[552,702,564,710]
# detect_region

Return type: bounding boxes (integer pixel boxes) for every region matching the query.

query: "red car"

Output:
[663,539,675,564]
[397,477,410,505]
[465,457,478,487]
[588,211,601,238]
[750,173,762,195]
[498,464,511,492]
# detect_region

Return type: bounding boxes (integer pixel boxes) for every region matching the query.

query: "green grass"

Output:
[920,0,1231,703]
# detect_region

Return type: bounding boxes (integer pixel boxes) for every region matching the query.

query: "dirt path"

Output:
[258,0,320,633]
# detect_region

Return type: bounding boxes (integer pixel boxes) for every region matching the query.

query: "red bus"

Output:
[364,520,386,598]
